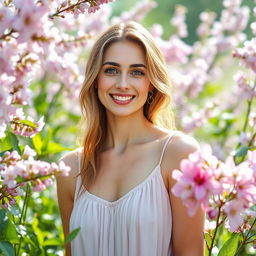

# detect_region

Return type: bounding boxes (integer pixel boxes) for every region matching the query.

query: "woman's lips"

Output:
[110,93,135,105]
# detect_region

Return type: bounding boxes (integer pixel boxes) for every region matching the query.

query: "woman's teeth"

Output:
[112,95,134,101]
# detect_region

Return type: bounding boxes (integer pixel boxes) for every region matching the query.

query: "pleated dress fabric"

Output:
[70,135,174,256]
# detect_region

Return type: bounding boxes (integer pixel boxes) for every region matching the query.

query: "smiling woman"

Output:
[97,40,151,117]
[56,21,204,256]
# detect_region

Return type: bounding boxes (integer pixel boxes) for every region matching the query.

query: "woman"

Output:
[56,21,204,256]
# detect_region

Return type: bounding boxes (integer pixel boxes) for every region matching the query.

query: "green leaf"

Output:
[0,210,8,238]
[44,141,73,155]
[0,241,15,256]
[43,238,62,246]
[32,133,43,155]
[217,233,240,256]
[64,228,80,244]
[0,132,20,154]
[5,219,19,243]
[18,119,37,128]
[8,133,20,153]
[234,146,250,158]
[0,134,13,153]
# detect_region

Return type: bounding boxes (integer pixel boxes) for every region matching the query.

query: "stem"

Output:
[234,79,256,163]
[49,0,93,19]
[235,217,256,256]
[0,29,15,40]
[242,98,253,133]
[0,173,54,200]
[248,132,256,147]
[208,205,223,255]
[16,184,30,255]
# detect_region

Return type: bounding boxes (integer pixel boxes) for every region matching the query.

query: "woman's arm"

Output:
[165,133,205,256]
[56,150,78,256]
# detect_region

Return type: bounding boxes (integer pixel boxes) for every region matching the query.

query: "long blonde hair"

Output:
[79,21,175,188]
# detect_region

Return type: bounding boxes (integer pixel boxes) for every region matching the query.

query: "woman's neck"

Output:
[104,111,154,153]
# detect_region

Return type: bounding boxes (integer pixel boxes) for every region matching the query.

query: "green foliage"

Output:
[64,228,81,244]
[218,234,240,256]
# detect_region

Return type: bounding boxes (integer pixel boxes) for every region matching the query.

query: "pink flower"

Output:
[78,3,90,13]
[88,5,100,14]
[38,161,51,176]
[43,178,53,187]
[207,208,218,219]
[204,219,216,232]
[32,178,46,192]
[0,43,17,75]
[150,24,163,38]
[54,161,71,176]
[1,201,8,209]
[233,39,256,74]
[97,0,113,4]
[2,166,17,188]
[224,199,244,232]
[22,145,36,159]
[12,0,49,43]
[172,145,224,215]
[234,162,256,204]
[0,4,13,37]
[11,115,45,137]
[159,35,192,64]
[170,5,188,38]
[197,11,216,37]
[8,198,16,206]
[248,150,256,179]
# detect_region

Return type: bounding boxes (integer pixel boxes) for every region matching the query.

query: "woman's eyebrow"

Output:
[102,62,146,68]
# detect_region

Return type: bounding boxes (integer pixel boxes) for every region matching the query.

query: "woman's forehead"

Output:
[103,40,146,65]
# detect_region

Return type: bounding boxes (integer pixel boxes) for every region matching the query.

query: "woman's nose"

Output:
[116,73,129,90]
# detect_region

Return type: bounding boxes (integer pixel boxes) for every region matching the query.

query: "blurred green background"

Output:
[110,0,255,43]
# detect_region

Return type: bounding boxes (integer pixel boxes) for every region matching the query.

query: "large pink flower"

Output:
[172,145,221,216]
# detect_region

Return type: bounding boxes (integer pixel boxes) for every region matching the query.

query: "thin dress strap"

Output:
[158,133,176,165]
[74,149,82,202]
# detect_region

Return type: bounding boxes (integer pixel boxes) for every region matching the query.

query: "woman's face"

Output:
[97,40,152,118]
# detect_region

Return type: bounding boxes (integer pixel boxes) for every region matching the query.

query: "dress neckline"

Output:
[84,163,162,207]
[76,133,176,207]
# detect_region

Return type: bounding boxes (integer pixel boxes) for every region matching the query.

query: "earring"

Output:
[147,91,154,104]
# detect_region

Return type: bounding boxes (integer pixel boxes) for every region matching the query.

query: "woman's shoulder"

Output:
[56,147,83,200]
[169,130,199,153]
[59,147,83,175]
[163,130,200,168]
[59,148,82,178]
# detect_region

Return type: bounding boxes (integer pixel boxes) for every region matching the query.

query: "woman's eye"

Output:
[131,70,145,76]
[104,68,119,75]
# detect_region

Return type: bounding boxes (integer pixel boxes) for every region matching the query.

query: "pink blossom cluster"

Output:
[170,5,188,38]
[0,0,114,140]
[233,38,256,74]
[169,0,251,131]
[172,145,256,232]
[181,101,217,133]
[111,0,157,24]
[0,146,71,208]
[10,115,45,137]
[233,71,256,100]
[55,0,113,16]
